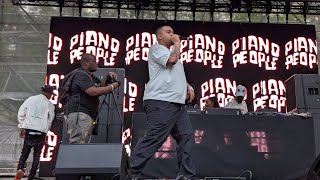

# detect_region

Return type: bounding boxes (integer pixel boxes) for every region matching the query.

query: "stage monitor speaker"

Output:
[285,74,320,155]
[55,143,127,180]
[285,74,320,113]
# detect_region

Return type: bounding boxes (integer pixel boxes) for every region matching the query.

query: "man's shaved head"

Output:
[80,53,96,66]
[155,25,175,47]
[155,25,171,35]
[79,53,98,72]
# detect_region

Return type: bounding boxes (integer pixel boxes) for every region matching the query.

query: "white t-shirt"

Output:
[225,98,248,113]
[143,44,187,104]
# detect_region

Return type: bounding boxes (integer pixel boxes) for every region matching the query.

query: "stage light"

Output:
[210,0,216,21]
[285,0,290,24]
[142,0,150,7]
[174,0,178,20]
[229,0,241,22]
[98,0,103,18]
[117,0,121,18]
[155,0,159,19]
[230,0,241,9]
[266,0,271,14]
[77,0,83,17]
[57,0,64,16]
[190,0,197,21]
[303,2,308,24]
[135,0,141,18]
[265,0,271,23]
[244,0,252,22]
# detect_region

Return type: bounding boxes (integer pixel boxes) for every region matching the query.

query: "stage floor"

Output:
[0,177,247,180]
[1,177,55,180]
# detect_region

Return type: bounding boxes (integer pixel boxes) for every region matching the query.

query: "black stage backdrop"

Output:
[46,17,318,113]
[41,17,318,177]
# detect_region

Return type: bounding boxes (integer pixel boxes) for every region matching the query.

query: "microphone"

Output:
[178,35,192,40]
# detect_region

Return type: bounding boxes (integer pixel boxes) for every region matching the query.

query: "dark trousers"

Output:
[130,100,196,178]
[18,132,45,180]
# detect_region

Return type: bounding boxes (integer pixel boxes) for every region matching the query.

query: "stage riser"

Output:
[132,113,315,179]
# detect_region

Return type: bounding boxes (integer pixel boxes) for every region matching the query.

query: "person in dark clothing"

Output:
[64,53,120,144]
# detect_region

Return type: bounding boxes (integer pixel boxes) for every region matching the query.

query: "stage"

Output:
[36,112,317,180]
[131,112,315,179]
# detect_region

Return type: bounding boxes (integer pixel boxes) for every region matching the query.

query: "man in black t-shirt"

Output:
[64,53,120,144]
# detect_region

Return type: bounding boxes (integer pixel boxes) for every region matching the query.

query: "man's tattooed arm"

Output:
[167,43,181,66]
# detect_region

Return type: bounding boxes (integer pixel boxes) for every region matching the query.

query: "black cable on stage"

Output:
[110,173,120,180]
[238,170,253,180]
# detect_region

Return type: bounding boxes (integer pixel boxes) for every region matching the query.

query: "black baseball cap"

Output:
[41,85,57,96]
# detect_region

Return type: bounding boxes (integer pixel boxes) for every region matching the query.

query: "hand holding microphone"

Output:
[171,34,181,44]
[171,34,192,44]
[178,35,192,40]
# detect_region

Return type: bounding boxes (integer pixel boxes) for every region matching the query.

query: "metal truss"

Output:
[11,0,320,16]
